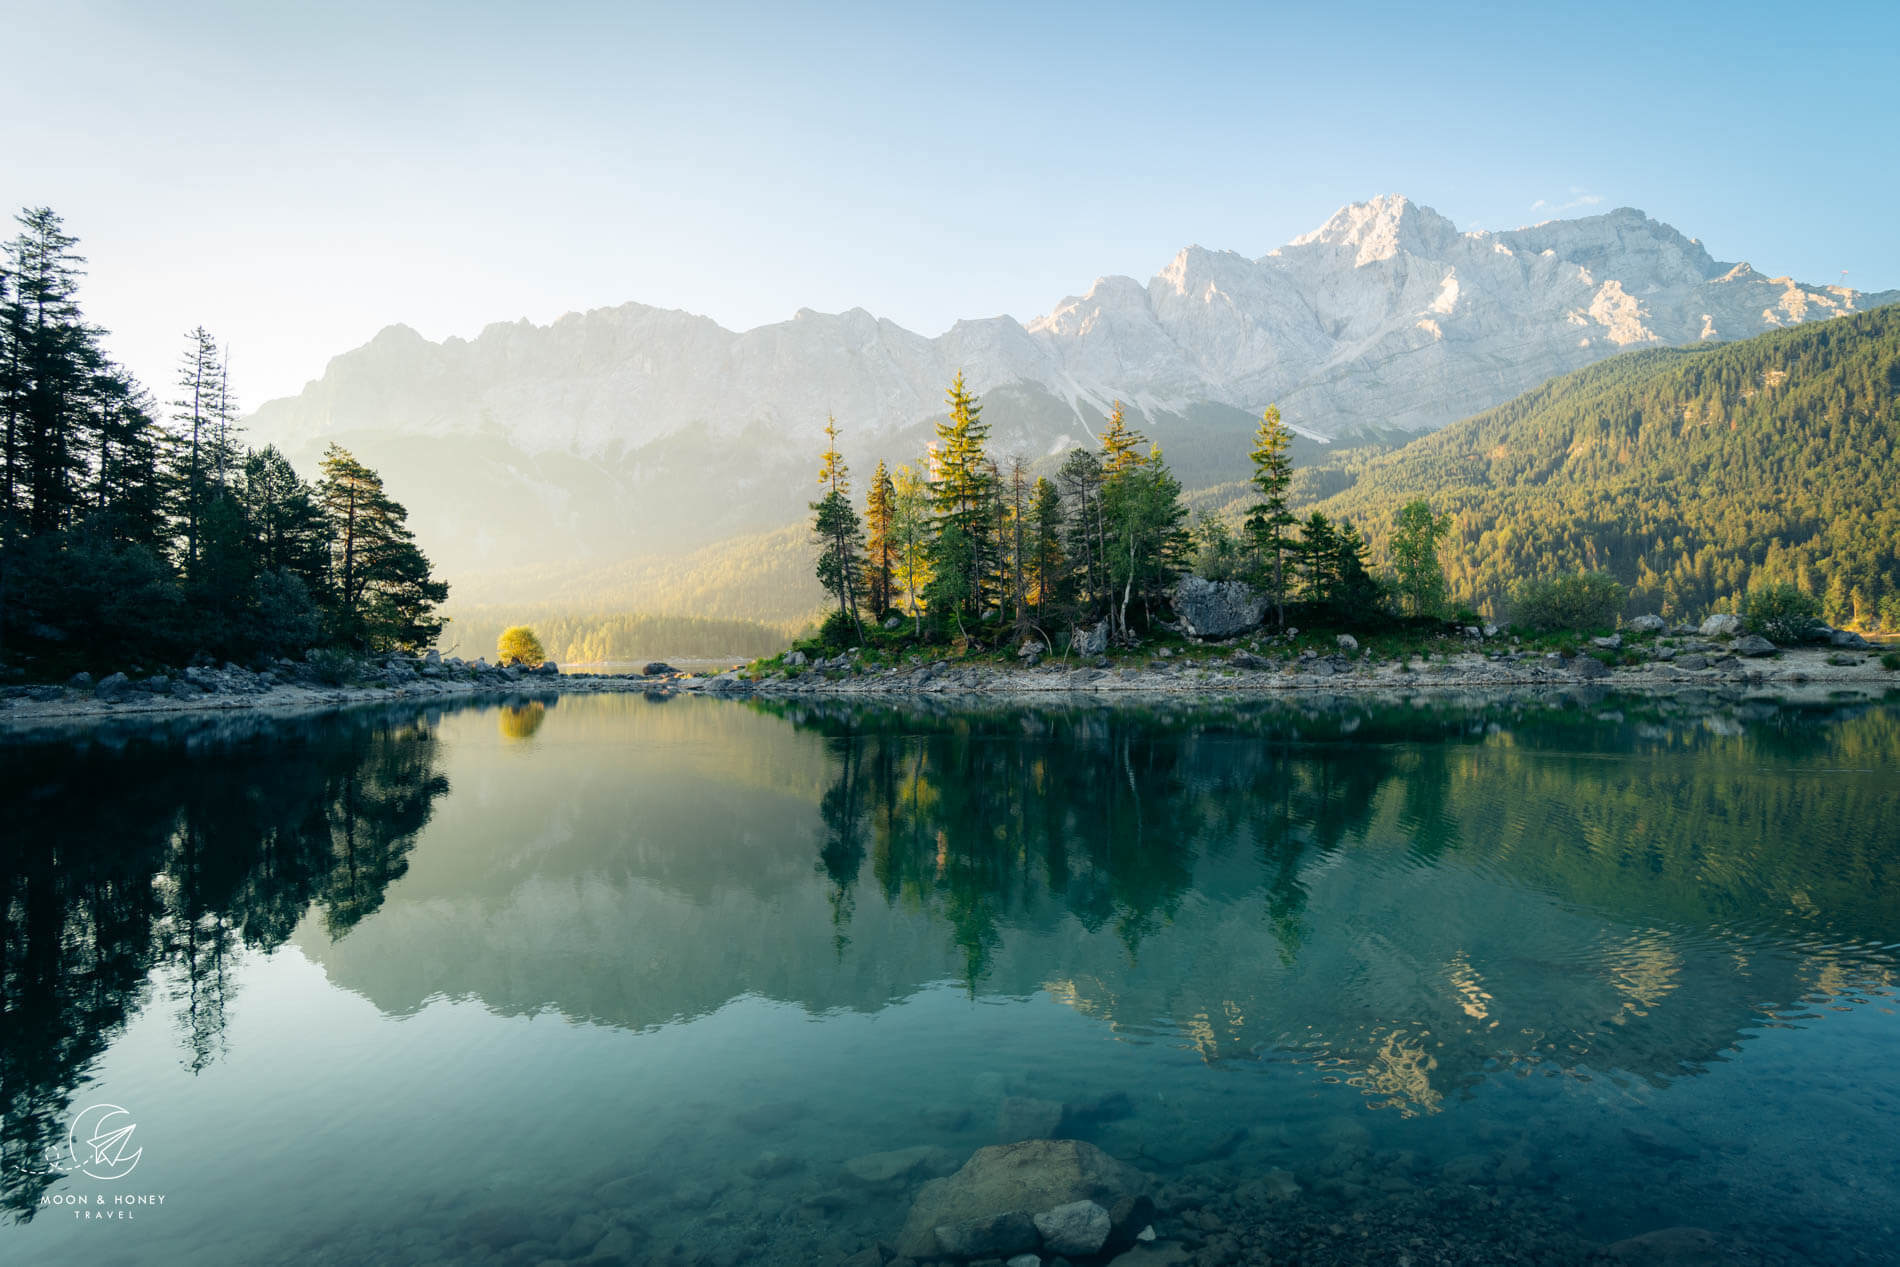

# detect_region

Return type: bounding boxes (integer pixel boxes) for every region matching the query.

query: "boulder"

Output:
[67,671,93,688]
[1675,654,1710,671]
[1569,655,1611,680]
[1628,614,1665,633]
[533,661,560,676]
[1830,629,1872,649]
[1033,1200,1111,1256]
[884,615,903,630]
[896,1140,1148,1260]
[1170,576,1266,638]
[784,650,809,666]
[1698,613,1743,638]
[93,671,132,701]
[997,1096,1064,1143]
[1334,634,1358,653]
[1017,639,1046,658]
[1733,634,1777,657]
[1591,634,1622,650]
[935,1211,1038,1259]
[1231,651,1269,670]
[642,661,677,676]
[1075,621,1110,657]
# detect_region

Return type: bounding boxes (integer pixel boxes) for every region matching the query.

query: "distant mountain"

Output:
[246,196,1895,580]
[1297,304,1900,623]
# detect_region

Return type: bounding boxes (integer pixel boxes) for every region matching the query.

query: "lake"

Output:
[3,689,1898,1266]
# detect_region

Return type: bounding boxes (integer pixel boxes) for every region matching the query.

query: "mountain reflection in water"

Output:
[2,689,1897,1264]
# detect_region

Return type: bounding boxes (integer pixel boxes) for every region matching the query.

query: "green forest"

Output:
[1284,304,1900,627]
[0,208,450,678]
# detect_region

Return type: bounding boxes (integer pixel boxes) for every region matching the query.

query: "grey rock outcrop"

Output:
[1075,621,1110,657]
[1034,1200,1112,1256]
[897,1139,1147,1259]
[1699,613,1743,638]
[1628,614,1665,633]
[1734,634,1777,657]
[1830,629,1872,649]
[1171,576,1267,638]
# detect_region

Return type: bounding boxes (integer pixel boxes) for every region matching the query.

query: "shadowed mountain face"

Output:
[244,198,1897,577]
[5,694,1898,1262]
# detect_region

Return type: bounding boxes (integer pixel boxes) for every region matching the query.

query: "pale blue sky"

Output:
[5,0,1896,408]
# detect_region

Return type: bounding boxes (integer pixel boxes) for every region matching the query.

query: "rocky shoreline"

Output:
[2,638,1893,732]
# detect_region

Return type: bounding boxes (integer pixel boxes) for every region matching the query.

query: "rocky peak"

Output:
[1286,194,1462,265]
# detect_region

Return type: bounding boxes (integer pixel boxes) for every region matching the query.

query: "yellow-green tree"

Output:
[497,625,546,666]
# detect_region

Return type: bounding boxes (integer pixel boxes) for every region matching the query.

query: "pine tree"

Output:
[929,371,996,626]
[1245,405,1298,626]
[1100,401,1146,477]
[861,459,895,619]
[316,444,448,650]
[171,327,223,573]
[1030,475,1065,620]
[810,415,864,633]
[1298,512,1339,603]
[1058,447,1105,616]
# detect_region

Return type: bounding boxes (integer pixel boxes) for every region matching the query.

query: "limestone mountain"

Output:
[247,196,1894,579]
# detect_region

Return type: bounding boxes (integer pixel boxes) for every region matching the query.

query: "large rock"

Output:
[1075,621,1110,657]
[1627,614,1665,633]
[1698,613,1743,638]
[1034,1200,1112,1256]
[642,660,677,676]
[1170,576,1267,638]
[93,672,132,701]
[896,1139,1148,1259]
[935,1211,1038,1258]
[1829,629,1872,649]
[1569,655,1611,680]
[1734,634,1776,657]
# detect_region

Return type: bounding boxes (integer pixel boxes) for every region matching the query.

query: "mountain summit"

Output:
[246,198,1896,576]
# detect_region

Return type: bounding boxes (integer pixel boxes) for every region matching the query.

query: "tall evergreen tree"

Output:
[929,371,996,626]
[1057,447,1105,617]
[1030,475,1065,621]
[1099,402,1146,478]
[810,416,864,633]
[316,444,447,651]
[861,459,895,619]
[1102,440,1189,638]
[1245,404,1298,626]
[171,327,224,572]
[890,460,933,635]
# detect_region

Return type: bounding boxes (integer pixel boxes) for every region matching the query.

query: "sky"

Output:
[4,0,1897,409]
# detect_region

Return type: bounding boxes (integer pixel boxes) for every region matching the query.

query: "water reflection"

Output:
[0,708,450,1221]
[2,690,1897,1262]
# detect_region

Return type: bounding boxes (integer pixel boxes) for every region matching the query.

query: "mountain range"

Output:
[246,195,1895,585]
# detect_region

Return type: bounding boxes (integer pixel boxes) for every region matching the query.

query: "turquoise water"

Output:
[3,690,1898,1265]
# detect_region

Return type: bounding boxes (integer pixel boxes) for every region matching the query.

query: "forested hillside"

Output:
[1295,305,1900,623]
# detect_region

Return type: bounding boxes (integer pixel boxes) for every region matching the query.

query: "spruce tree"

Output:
[1245,404,1297,625]
[929,371,996,626]
[810,416,864,633]
[1099,401,1146,477]
[1030,475,1065,621]
[861,459,895,619]
[316,444,448,651]
[890,461,933,634]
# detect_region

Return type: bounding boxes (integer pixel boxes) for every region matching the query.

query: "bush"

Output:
[497,625,547,666]
[1882,651,1900,672]
[1510,571,1626,633]
[1744,583,1821,645]
[308,648,360,686]
[817,608,861,652]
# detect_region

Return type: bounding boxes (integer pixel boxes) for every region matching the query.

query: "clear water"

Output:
[3,690,1898,1266]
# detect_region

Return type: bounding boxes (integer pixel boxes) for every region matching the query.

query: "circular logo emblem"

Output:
[64,1104,143,1181]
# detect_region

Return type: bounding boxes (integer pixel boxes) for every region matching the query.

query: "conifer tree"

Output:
[861,459,895,619]
[1298,512,1339,603]
[1030,475,1065,620]
[1099,402,1146,478]
[1102,440,1188,638]
[1245,404,1297,625]
[317,444,448,650]
[1058,447,1105,615]
[890,461,933,634]
[928,371,996,626]
[810,415,864,633]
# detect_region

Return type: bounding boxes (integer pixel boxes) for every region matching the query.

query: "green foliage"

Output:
[929,371,998,623]
[307,647,360,686]
[1881,651,1900,671]
[446,607,790,663]
[1244,405,1298,622]
[496,625,547,666]
[817,608,858,652]
[0,207,450,676]
[1745,582,1822,644]
[1303,306,1900,622]
[1511,571,1629,633]
[1192,513,1245,582]
[1389,500,1452,617]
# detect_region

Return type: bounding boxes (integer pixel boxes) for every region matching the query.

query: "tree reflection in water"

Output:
[0,708,450,1222]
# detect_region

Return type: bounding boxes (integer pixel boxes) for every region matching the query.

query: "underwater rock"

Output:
[1033,1200,1111,1256]
[897,1139,1147,1259]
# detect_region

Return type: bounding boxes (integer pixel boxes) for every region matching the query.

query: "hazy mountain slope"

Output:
[1303,305,1900,622]
[248,196,1893,582]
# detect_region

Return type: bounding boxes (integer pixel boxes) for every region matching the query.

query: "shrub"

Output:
[1882,651,1900,672]
[817,608,860,651]
[308,648,360,686]
[1744,583,1821,645]
[1510,571,1626,633]
[497,625,547,667]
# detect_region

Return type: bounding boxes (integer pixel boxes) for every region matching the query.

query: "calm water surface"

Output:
[3,690,1898,1265]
